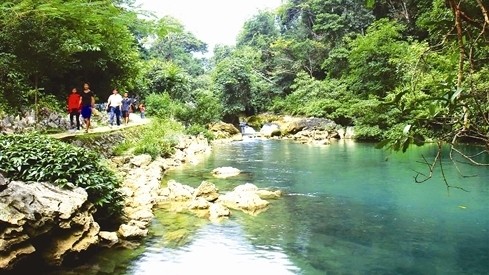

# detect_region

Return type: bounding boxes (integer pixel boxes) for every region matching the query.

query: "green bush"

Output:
[145,91,222,126]
[112,140,133,156]
[145,92,175,118]
[353,125,383,141]
[185,124,215,140]
[132,118,184,159]
[0,134,124,221]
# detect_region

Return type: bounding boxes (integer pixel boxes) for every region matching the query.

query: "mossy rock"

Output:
[246,113,281,129]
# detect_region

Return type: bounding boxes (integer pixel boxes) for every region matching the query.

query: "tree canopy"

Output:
[1,0,488,171]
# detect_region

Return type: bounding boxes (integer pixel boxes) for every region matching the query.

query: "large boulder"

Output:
[166,180,195,201]
[286,117,336,134]
[99,231,119,248]
[209,121,241,139]
[218,184,270,215]
[211,167,241,178]
[0,173,7,191]
[0,181,99,270]
[118,223,148,239]
[130,154,152,167]
[193,181,219,202]
[260,123,281,137]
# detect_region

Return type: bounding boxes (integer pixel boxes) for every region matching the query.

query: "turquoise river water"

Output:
[54,140,488,275]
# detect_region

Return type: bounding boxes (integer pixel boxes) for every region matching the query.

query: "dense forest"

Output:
[1,0,488,152]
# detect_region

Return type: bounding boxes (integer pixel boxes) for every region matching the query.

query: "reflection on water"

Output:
[55,140,489,274]
[127,221,300,275]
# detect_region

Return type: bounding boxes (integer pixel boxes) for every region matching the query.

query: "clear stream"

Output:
[56,140,488,275]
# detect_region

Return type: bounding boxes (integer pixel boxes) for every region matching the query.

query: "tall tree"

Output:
[0,0,142,108]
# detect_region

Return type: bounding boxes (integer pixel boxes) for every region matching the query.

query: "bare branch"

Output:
[450,146,489,166]
[477,0,489,25]
[414,151,439,183]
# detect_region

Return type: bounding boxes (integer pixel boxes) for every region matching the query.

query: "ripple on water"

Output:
[127,222,301,275]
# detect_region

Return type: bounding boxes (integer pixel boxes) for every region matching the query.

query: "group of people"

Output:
[67,83,145,133]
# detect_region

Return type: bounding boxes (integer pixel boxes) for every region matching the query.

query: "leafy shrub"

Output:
[353,125,383,141]
[132,118,184,159]
[145,92,175,118]
[0,134,124,221]
[145,91,222,126]
[185,124,215,140]
[113,140,133,156]
[191,89,222,125]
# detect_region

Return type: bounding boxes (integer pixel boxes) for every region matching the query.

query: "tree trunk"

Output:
[448,0,469,129]
[34,74,39,129]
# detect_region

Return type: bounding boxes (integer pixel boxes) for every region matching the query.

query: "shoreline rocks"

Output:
[211,115,356,145]
[0,180,98,270]
[0,133,212,271]
[106,134,211,243]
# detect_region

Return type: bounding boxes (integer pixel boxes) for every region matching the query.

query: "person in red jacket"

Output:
[67,88,81,130]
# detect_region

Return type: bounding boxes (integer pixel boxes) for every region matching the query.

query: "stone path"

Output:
[49,114,150,139]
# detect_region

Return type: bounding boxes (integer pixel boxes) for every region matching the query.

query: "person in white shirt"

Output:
[106,89,123,126]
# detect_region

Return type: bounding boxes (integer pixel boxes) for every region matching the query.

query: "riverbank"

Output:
[1,114,346,272]
[0,122,212,271]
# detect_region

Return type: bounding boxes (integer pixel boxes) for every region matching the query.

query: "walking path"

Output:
[49,114,150,139]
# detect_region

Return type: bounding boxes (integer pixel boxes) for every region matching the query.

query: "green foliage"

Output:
[185,124,215,141]
[0,0,143,111]
[132,118,183,159]
[272,72,351,121]
[148,17,207,76]
[145,91,222,127]
[112,140,133,156]
[0,134,124,220]
[347,19,409,98]
[213,46,273,116]
[190,89,223,125]
[145,92,183,119]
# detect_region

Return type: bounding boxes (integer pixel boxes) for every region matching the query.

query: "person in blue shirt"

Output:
[121,92,133,125]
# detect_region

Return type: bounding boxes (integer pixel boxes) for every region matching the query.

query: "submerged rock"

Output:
[160,180,282,219]
[211,167,241,178]
[209,203,231,222]
[256,189,283,200]
[217,183,271,215]
[188,197,212,210]
[233,183,258,192]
